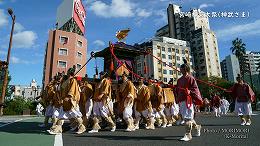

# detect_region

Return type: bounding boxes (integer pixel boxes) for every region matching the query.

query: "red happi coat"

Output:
[230,83,255,102]
[176,74,202,106]
[211,95,221,108]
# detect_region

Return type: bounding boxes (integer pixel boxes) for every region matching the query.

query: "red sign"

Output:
[73,0,86,34]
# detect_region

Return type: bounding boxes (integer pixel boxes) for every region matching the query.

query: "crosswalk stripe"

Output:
[54,134,63,146]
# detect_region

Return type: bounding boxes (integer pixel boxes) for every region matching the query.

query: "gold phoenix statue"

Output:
[116,28,130,42]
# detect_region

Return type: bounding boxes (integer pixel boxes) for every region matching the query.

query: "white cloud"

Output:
[199,3,214,9]
[0,9,8,28]
[89,0,135,18]
[93,40,105,47]
[216,19,260,40]
[13,31,37,49]
[136,8,152,18]
[14,22,25,32]
[89,0,151,19]
[11,56,30,64]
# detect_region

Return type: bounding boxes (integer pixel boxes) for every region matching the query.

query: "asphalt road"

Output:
[63,112,260,146]
[0,112,259,146]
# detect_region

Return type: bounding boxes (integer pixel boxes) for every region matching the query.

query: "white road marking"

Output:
[54,134,63,146]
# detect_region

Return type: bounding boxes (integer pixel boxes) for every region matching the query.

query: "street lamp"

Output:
[0,8,16,116]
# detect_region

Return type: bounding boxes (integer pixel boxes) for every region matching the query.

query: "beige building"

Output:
[43,30,87,86]
[136,37,192,84]
[156,4,221,78]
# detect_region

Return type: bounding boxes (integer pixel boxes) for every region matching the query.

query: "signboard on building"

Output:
[57,0,86,34]
[73,0,86,34]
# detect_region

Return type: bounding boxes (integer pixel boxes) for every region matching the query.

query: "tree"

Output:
[3,96,36,115]
[0,69,12,99]
[230,38,247,79]
[197,76,233,100]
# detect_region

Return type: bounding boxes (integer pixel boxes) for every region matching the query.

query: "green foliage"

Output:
[0,69,12,98]
[230,38,247,78]
[3,96,37,115]
[198,76,233,100]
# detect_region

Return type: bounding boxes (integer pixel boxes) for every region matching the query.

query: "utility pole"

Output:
[0,8,15,116]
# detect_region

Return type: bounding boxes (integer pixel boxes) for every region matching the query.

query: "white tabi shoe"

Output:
[47,130,61,135]
[241,121,246,126]
[167,123,172,127]
[111,126,116,132]
[246,120,251,126]
[125,128,132,132]
[161,124,167,128]
[88,129,99,133]
[180,134,192,141]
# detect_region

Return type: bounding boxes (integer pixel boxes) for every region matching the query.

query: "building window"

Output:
[76,64,82,71]
[162,54,166,59]
[59,36,68,44]
[163,69,167,74]
[182,50,185,54]
[163,78,167,82]
[162,47,165,51]
[77,52,82,58]
[176,49,179,53]
[169,70,173,75]
[58,48,68,56]
[77,40,83,47]
[168,55,172,59]
[177,56,180,61]
[137,71,141,75]
[169,62,173,67]
[163,62,166,67]
[58,60,67,68]
[168,48,171,52]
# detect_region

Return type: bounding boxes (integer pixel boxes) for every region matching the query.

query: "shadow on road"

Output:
[76,135,182,141]
[0,121,48,134]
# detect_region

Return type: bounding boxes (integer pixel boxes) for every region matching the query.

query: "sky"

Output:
[0,0,259,86]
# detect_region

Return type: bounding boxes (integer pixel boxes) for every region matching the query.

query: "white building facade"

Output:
[12,79,42,101]
[156,4,222,78]
[136,37,192,84]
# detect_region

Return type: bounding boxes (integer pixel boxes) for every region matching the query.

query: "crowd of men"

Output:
[38,63,255,142]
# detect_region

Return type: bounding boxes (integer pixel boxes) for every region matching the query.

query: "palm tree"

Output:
[230,38,246,79]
